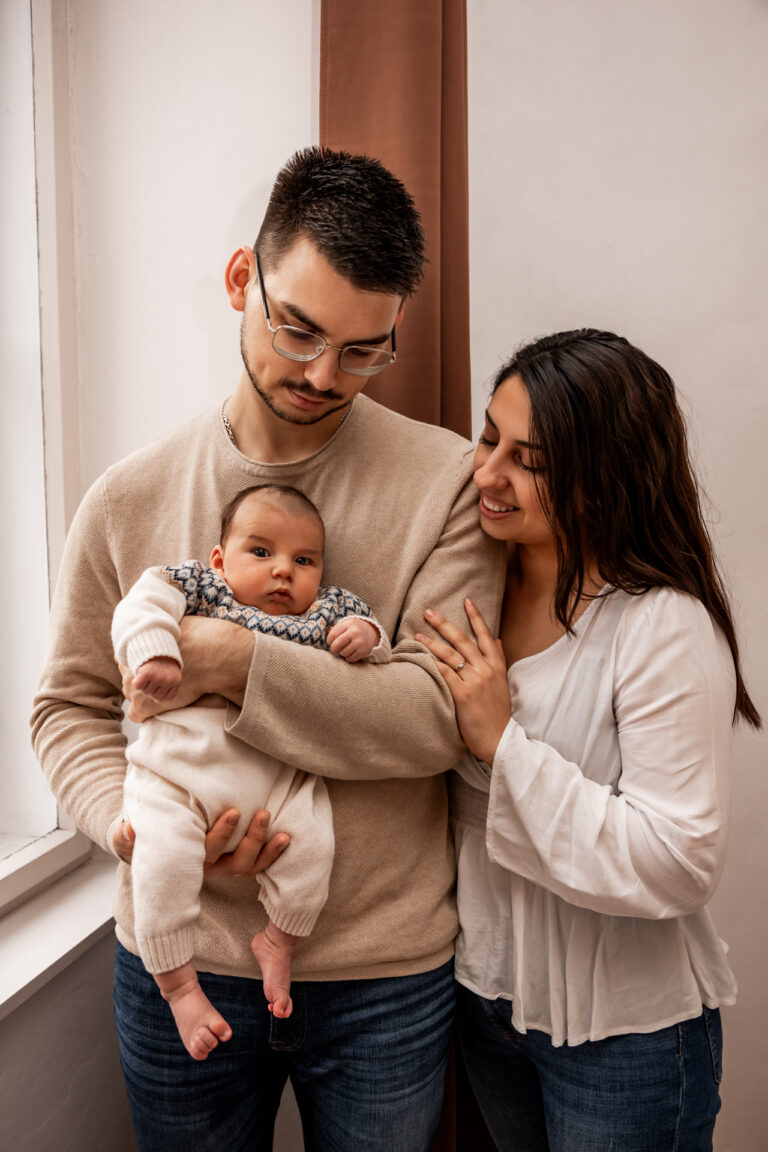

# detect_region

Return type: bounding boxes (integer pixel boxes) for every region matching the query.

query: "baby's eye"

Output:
[295,556,313,566]
[252,547,270,558]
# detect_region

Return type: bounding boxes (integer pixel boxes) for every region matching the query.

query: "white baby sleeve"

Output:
[111,566,189,673]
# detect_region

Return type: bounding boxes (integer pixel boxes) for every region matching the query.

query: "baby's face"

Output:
[211,495,324,615]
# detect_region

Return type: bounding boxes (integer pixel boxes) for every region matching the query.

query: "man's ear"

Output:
[394,301,405,329]
[225,246,257,313]
[210,544,225,572]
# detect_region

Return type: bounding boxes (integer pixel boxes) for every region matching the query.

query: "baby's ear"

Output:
[210,545,225,572]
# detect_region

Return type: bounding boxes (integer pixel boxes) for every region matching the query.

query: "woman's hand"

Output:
[415,598,511,766]
[112,809,290,875]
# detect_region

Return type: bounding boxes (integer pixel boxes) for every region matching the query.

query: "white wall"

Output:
[467,3,767,1149]
[67,0,320,490]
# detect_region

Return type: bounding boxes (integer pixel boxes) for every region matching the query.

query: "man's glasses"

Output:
[255,252,396,377]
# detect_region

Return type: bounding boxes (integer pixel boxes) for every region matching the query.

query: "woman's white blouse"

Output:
[450,585,738,1047]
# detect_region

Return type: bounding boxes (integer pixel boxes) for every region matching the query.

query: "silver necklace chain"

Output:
[221,398,236,444]
[221,397,352,448]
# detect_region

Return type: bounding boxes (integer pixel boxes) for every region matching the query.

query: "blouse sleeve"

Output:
[485,590,737,919]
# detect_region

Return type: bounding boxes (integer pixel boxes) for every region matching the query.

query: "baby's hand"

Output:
[327,618,380,663]
[133,656,182,701]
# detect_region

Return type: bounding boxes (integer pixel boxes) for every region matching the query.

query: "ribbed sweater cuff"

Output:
[345,616,391,663]
[138,925,196,974]
[259,895,319,938]
[127,630,182,674]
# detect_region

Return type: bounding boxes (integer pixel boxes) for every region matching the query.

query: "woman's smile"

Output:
[479,494,519,517]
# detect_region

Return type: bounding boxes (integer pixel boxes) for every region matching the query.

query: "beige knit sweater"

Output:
[32,395,505,981]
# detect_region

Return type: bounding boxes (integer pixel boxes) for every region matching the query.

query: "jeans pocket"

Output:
[702,1005,723,1085]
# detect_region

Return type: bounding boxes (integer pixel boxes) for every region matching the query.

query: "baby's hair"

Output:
[219,485,325,548]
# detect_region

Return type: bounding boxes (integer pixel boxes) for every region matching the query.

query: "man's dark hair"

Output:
[255,147,426,297]
[219,484,325,549]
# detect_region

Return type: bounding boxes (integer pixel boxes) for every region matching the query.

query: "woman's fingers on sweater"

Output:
[462,598,505,666]
[414,630,462,673]
[420,608,477,664]
[418,604,506,678]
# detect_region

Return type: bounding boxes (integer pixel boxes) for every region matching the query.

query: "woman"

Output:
[416,329,760,1152]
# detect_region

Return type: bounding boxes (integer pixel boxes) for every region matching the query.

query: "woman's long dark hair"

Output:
[494,328,760,727]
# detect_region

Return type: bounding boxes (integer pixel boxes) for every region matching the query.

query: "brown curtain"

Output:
[320,0,471,438]
[320,5,496,1150]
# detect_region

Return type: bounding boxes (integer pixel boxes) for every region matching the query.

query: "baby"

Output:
[112,484,390,1059]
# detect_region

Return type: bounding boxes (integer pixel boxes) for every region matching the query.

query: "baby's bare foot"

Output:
[155,967,232,1060]
[171,986,232,1059]
[251,923,297,1019]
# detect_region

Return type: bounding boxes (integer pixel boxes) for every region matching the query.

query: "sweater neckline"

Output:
[214,396,357,469]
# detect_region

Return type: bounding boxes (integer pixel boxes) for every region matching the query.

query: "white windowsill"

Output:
[0,827,93,916]
[0,854,118,1023]
[0,834,37,863]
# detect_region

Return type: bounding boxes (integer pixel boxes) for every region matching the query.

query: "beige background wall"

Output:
[467,3,767,1149]
[4,1,764,1149]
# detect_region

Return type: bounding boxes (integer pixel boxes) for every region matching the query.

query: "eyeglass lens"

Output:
[272,326,393,375]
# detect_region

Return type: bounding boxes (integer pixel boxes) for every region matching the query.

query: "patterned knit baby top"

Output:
[163,560,374,651]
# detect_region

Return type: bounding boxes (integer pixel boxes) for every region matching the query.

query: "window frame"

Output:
[0,0,93,919]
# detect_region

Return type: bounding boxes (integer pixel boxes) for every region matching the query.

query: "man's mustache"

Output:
[281,380,346,403]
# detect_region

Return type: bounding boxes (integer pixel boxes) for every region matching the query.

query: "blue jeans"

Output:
[456,984,723,1152]
[114,942,455,1151]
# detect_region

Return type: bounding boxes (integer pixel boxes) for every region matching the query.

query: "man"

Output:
[32,148,503,1151]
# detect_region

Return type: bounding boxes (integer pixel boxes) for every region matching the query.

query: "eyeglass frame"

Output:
[254,251,397,377]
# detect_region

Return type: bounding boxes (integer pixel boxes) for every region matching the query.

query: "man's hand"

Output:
[203,809,290,878]
[113,819,136,863]
[112,809,290,874]
[121,616,254,721]
[327,617,380,663]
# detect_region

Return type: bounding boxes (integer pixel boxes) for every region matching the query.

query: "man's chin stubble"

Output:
[247,371,348,427]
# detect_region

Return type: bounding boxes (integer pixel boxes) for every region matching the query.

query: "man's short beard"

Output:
[241,332,348,427]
